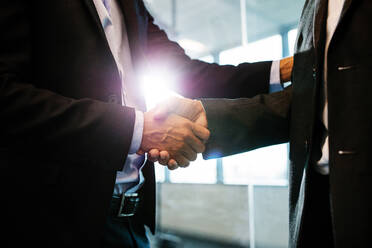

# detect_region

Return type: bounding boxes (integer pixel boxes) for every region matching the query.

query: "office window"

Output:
[288,28,298,55]
[223,145,288,185]
[219,35,288,186]
[219,35,283,65]
[169,155,217,184]
[144,0,173,30]
[198,55,214,63]
[155,164,166,183]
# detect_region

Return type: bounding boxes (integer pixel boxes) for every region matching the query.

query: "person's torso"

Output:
[290,0,372,247]
[0,1,156,245]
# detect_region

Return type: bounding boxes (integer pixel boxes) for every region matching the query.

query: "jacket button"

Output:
[312,67,316,79]
[305,140,309,151]
[107,94,119,104]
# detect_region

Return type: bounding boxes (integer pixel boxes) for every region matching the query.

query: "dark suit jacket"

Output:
[203,0,372,247]
[0,0,272,246]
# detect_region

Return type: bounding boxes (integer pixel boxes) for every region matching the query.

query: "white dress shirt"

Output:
[315,0,346,175]
[93,0,146,195]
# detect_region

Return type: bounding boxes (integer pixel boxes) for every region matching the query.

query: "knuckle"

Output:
[178,159,188,167]
[205,129,211,139]
[180,143,188,151]
[159,160,168,166]
[198,144,206,153]
[183,130,192,139]
[190,153,197,161]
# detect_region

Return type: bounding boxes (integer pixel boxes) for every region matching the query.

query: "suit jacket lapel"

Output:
[313,0,328,51]
[83,0,108,42]
[118,0,148,111]
[83,0,148,111]
[339,0,353,22]
[118,0,146,64]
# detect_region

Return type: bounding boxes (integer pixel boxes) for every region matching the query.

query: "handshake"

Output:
[138,97,210,170]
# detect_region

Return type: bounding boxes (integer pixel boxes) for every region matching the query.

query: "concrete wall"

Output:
[157,183,289,247]
[254,186,289,248]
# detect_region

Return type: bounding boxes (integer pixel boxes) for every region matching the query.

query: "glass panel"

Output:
[220,35,283,65]
[288,28,298,55]
[174,0,242,58]
[245,0,305,43]
[198,55,214,63]
[154,163,165,183]
[223,144,288,185]
[219,34,288,186]
[144,0,173,30]
[169,155,217,184]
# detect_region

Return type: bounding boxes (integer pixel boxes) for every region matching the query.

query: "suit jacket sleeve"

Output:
[0,1,134,172]
[201,86,292,159]
[144,13,272,99]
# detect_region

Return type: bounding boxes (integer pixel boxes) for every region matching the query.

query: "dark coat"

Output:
[203,0,372,247]
[0,0,272,246]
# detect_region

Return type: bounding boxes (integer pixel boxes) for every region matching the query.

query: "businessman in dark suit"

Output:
[158,0,372,247]
[0,0,294,247]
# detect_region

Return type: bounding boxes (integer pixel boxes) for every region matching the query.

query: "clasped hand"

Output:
[138,97,209,170]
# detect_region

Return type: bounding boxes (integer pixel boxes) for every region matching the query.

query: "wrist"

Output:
[129,110,144,154]
[139,111,150,153]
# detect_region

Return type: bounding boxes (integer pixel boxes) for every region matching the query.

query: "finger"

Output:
[148,149,160,162]
[167,161,179,170]
[168,159,178,168]
[179,143,198,162]
[194,109,208,127]
[184,130,206,154]
[172,154,191,168]
[192,123,211,142]
[158,151,170,165]
[160,151,170,160]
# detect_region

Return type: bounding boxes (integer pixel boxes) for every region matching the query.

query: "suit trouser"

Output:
[299,167,334,248]
[103,198,150,248]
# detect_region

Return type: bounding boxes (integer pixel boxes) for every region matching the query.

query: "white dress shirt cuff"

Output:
[269,60,283,93]
[128,110,144,154]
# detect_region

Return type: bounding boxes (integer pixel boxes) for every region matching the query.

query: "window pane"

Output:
[223,144,288,185]
[144,0,173,30]
[175,0,242,58]
[288,28,298,55]
[219,35,282,65]
[154,163,165,183]
[244,0,304,43]
[169,155,217,184]
[145,0,242,59]
[198,55,214,63]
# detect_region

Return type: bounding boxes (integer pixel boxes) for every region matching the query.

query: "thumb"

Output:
[153,97,179,120]
[192,123,211,142]
[153,103,170,120]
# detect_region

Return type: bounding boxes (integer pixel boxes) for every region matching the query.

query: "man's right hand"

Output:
[139,107,210,168]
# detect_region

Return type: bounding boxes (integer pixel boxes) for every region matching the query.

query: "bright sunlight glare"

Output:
[140,71,181,110]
